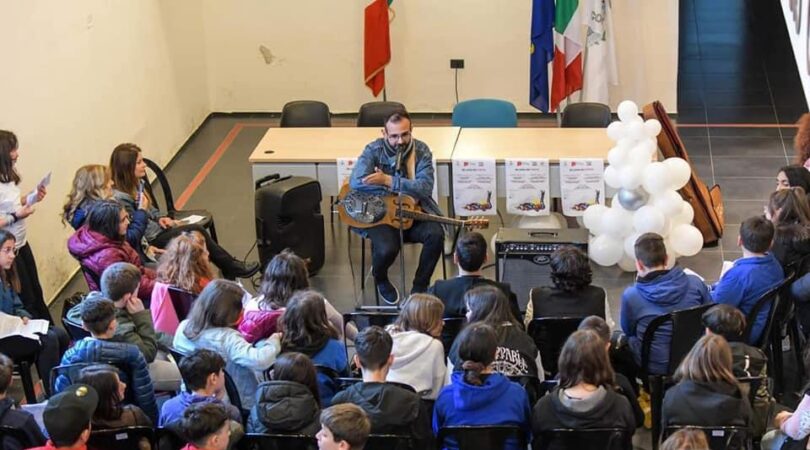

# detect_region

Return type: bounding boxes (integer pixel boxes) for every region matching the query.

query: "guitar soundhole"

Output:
[343,191,387,224]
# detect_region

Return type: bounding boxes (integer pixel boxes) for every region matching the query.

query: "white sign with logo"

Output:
[560,158,605,216]
[505,158,550,216]
[336,157,358,191]
[451,158,497,216]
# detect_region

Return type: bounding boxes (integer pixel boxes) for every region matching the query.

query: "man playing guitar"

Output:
[348,110,443,304]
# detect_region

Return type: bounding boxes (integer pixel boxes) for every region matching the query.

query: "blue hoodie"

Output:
[159,391,242,427]
[433,372,531,450]
[711,254,784,344]
[621,266,711,374]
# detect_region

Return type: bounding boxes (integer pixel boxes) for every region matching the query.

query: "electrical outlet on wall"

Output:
[450,59,465,69]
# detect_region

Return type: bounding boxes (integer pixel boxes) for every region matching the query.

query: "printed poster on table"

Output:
[336,157,357,191]
[505,158,550,216]
[560,158,605,217]
[452,158,497,216]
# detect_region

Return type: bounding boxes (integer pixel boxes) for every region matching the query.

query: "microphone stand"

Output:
[394,145,407,306]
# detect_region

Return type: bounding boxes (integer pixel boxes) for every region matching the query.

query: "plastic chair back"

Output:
[561,102,612,128]
[88,426,155,450]
[534,428,633,450]
[357,101,407,127]
[167,286,197,322]
[438,425,526,450]
[507,375,542,406]
[641,304,715,376]
[280,101,331,127]
[743,275,794,346]
[662,426,751,450]
[527,316,587,377]
[238,433,317,450]
[441,317,466,357]
[451,99,517,128]
[365,434,413,450]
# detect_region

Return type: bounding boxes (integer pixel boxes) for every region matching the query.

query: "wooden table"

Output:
[452,128,615,198]
[248,127,460,196]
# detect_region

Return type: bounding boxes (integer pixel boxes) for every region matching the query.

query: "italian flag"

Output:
[550,0,583,112]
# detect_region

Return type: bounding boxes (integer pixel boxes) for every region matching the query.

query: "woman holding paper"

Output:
[0,130,50,322]
[0,229,69,396]
[109,143,259,280]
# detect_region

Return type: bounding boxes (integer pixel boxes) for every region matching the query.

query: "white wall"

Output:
[201,0,678,113]
[0,1,209,299]
[780,0,810,109]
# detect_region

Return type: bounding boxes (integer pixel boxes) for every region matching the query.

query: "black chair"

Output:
[167,286,197,322]
[662,426,751,450]
[438,425,526,450]
[357,101,407,127]
[365,434,413,450]
[0,421,39,450]
[156,426,186,450]
[640,303,715,450]
[280,101,331,128]
[63,316,90,341]
[88,426,156,450]
[342,310,400,357]
[560,103,612,128]
[238,433,317,450]
[526,315,587,377]
[534,428,633,450]
[441,317,466,358]
[0,335,41,404]
[222,368,247,420]
[508,375,542,406]
[142,158,218,243]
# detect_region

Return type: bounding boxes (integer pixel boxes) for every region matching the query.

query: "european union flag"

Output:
[530,0,555,112]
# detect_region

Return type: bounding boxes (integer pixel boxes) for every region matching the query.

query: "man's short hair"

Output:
[634,233,667,268]
[740,215,775,253]
[455,232,487,272]
[578,316,610,343]
[179,403,229,448]
[702,304,747,342]
[0,353,12,393]
[320,403,371,450]
[80,296,116,335]
[353,326,392,371]
[179,349,226,391]
[384,110,410,128]
[100,262,141,302]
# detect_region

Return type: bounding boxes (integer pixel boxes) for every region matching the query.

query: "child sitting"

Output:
[176,403,232,450]
[316,404,371,450]
[249,352,321,435]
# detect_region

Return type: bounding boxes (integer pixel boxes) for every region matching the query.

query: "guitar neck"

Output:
[403,210,469,227]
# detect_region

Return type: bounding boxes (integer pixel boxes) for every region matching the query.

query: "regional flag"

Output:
[364,0,391,97]
[530,0,556,112]
[550,0,584,112]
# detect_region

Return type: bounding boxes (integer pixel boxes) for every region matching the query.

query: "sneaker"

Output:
[376,279,400,305]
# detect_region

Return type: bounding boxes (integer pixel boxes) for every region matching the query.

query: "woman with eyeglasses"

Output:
[0,130,50,321]
[0,228,69,396]
[67,200,156,300]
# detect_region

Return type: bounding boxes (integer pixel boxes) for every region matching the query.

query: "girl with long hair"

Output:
[248,352,321,435]
[776,165,810,193]
[448,285,544,379]
[385,293,447,399]
[173,279,280,410]
[109,143,258,278]
[0,130,49,321]
[532,330,635,439]
[151,231,214,334]
[433,323,531,450]
[661,334,752,428]
[66,200,156,299]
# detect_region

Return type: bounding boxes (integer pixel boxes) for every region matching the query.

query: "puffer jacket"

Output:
[67,225,156,299]
[248,380,320,435]
[56,337,158,422]
[239,309,285,344]
[71,199,149,261]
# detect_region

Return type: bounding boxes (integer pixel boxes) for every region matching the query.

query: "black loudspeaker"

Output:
[495,228,588,310]
[255,175,324,274]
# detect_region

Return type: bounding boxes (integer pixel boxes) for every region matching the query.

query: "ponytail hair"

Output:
[456,322,498,386]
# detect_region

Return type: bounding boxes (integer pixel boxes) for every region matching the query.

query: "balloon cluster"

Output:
[583,101,704,271]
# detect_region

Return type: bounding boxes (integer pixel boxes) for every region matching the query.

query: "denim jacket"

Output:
[348,138,443,237]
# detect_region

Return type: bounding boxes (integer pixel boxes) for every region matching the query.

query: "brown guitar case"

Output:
[642,101,724,245]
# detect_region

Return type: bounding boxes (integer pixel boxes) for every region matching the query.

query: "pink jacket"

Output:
[151,282,180,335]
[239,308,285,344]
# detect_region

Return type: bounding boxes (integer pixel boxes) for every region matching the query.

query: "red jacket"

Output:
[67,225,156,300]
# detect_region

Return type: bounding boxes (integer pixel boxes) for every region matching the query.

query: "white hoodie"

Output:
[386,329,447,400]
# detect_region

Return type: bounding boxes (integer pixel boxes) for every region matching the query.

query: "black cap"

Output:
[43,384,99,445]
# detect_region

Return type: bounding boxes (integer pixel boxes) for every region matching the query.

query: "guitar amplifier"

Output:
[495,228,589,311]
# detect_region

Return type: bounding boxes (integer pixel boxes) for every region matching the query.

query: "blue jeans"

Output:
[364,220,443,292]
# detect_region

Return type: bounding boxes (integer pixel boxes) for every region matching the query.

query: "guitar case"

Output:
[643,101,725,245]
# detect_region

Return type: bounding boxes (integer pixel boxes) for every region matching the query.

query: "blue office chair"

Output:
[451,99,518,128]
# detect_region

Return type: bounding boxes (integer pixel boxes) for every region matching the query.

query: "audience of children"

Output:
[316,403,372,450]
[175,403,232,450]
[249,351,321,435]
[67,199,156,299]
[524,245,612,328]
[385,293,447,399]
[278,289,349,406]
[433,322,531,450]
[28,384,98,450]
[0,352,46,450]
[151,231,214,334]
[173,279,280,410]
[447,285,544,379]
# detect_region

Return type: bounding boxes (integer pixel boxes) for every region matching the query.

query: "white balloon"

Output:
[643,119,662,138]
[589,234,624,266]
[670,224,704,257]
[583,204,608,235]
[604,166,622,189]
[602,206,633,237]
[607,146,629,168]
[633,205,666,234]
[653,190,684,217]
[624,232,641,259]
[637,139,658,158]
[619,165,643,189]
[642,162,671,194]
[618,254,638,272]
[664,157,692,190]
[606,121,626,141]
[627,121,646,140]
[616,137,635,151]
[672,202,695,225]
[617,100,639,122]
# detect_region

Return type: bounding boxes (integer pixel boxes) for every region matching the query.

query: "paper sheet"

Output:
[25,172,52,207]
[176,215,205,226]
[0,312,48,340]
